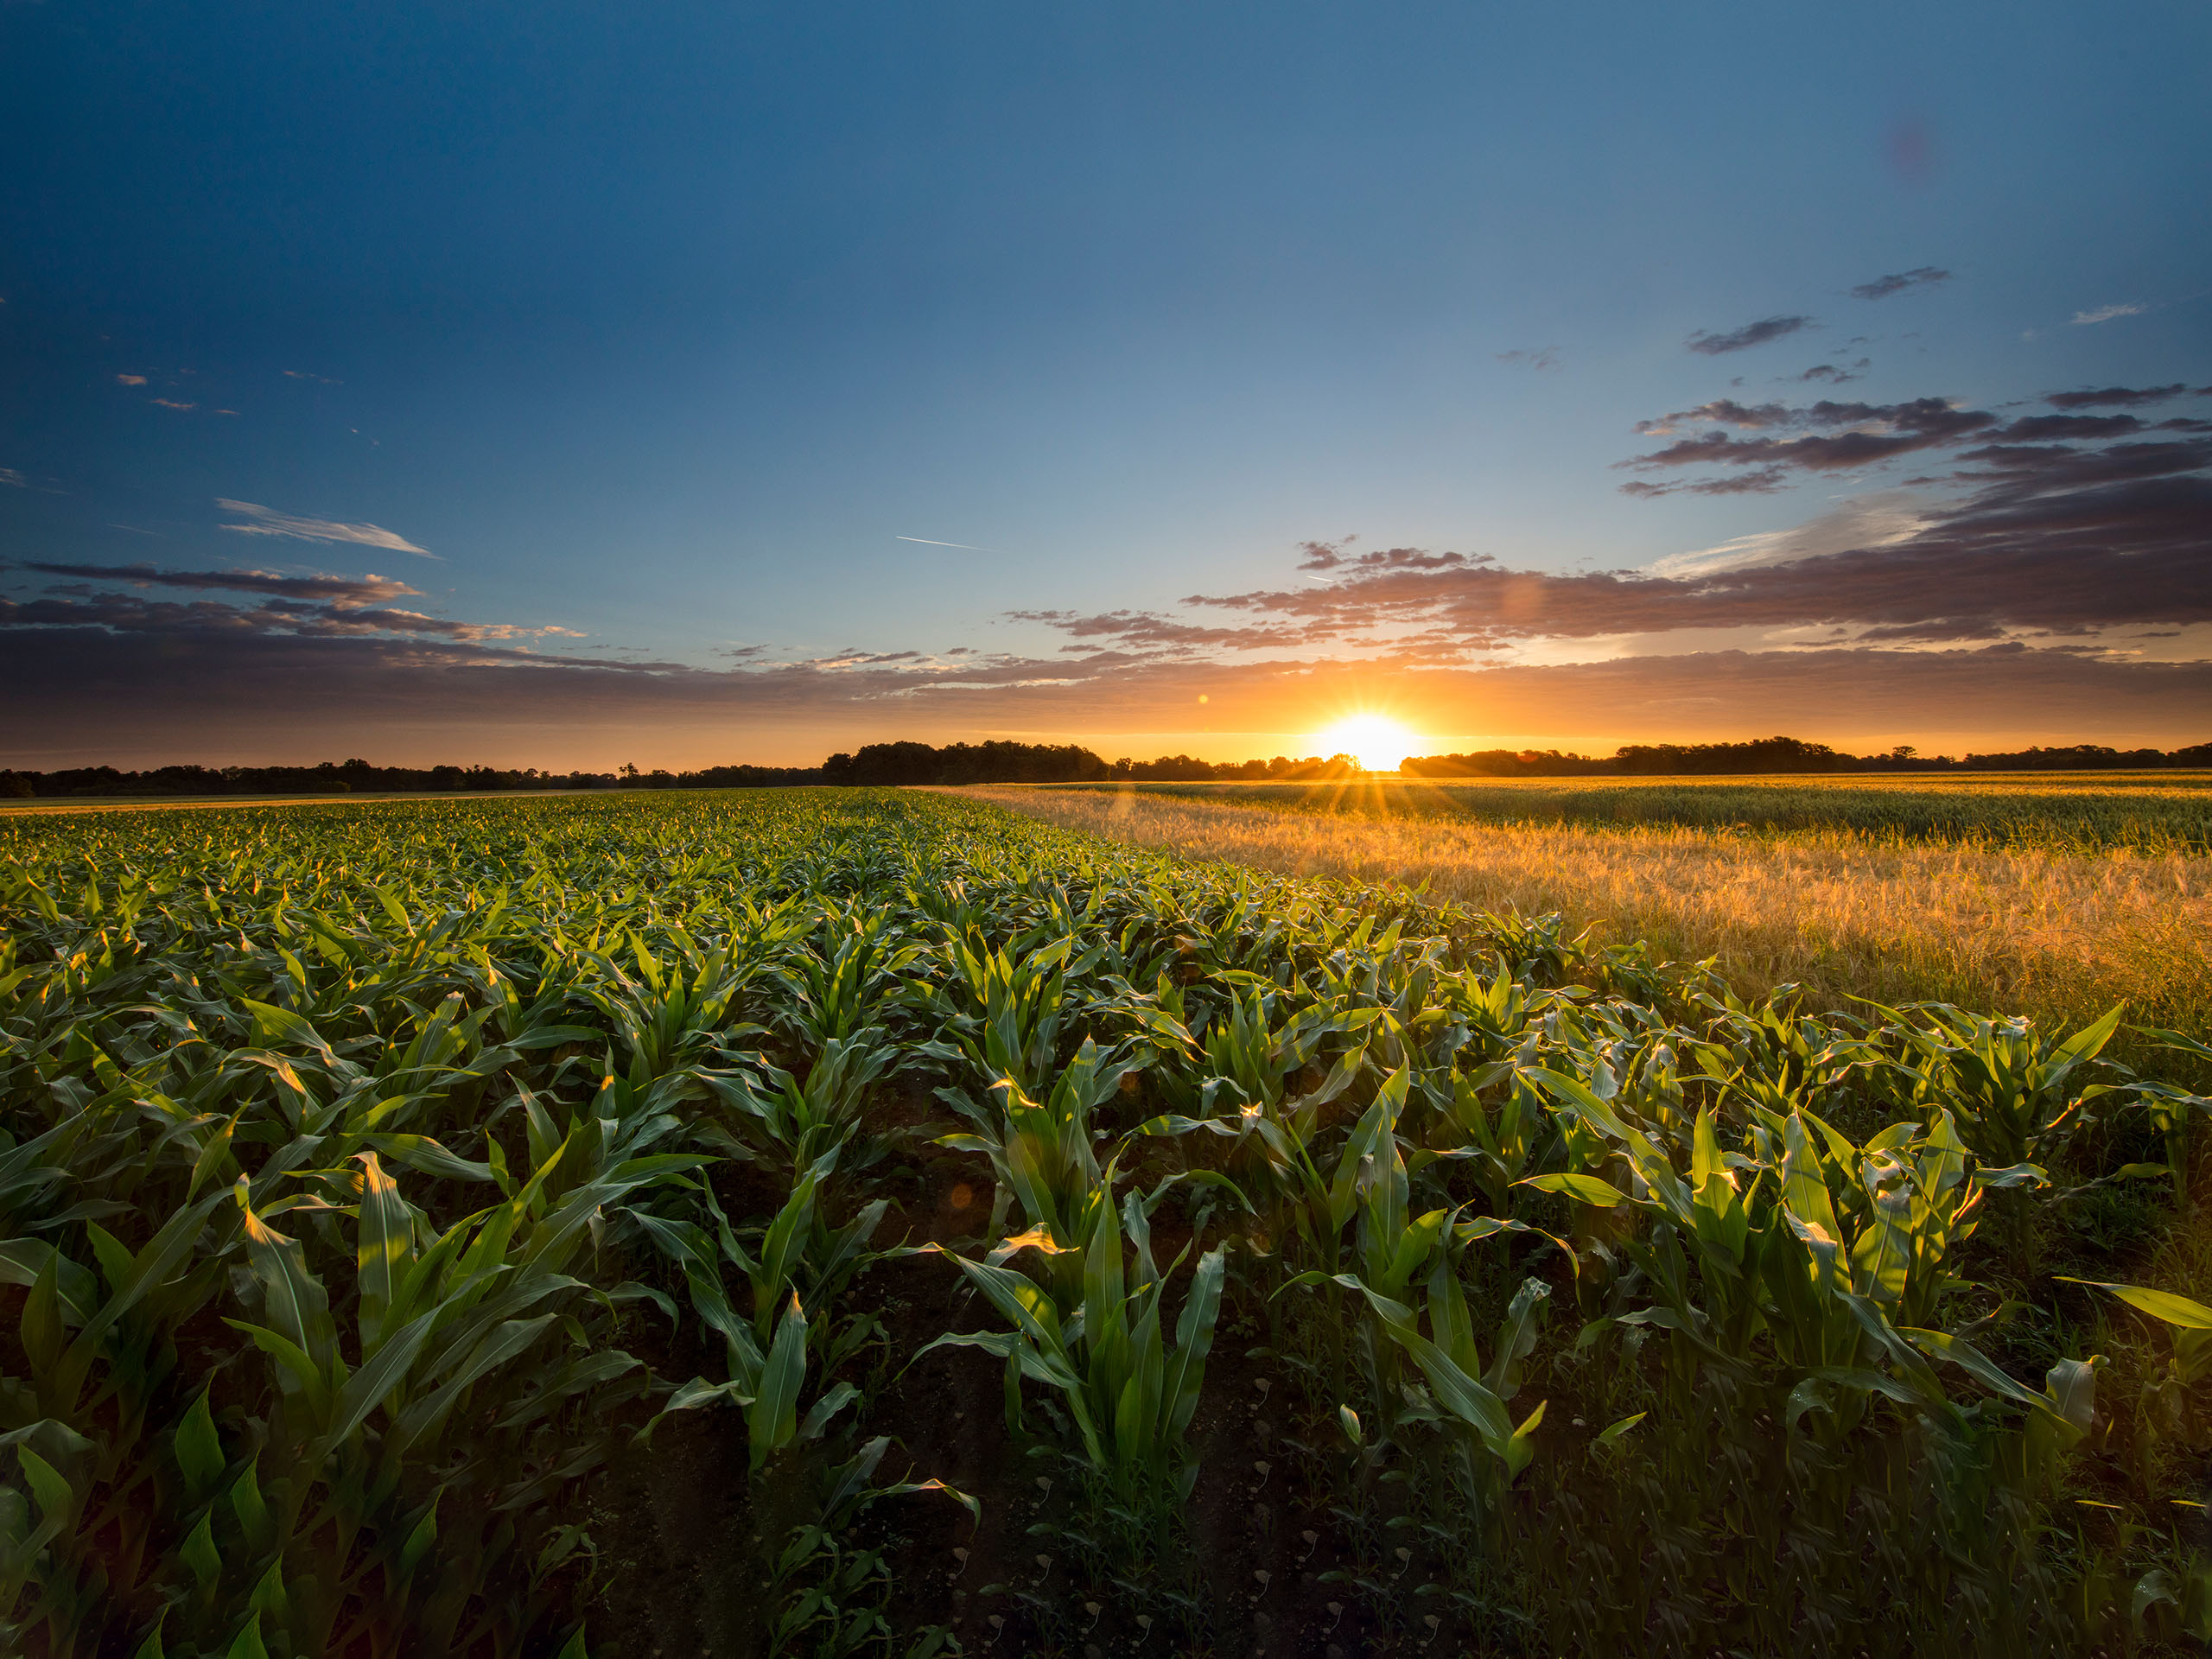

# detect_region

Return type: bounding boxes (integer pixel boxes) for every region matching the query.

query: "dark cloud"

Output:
[1619,397,1998,479]
[1178,436,2211,646]
[1848,267,1951,300]
[1290,540,1480,575]
[2044,385,2190,409]
[1325,546,1477,573]
[1686,315,1814,355]
[1989,413,2145,442]
[1618,467,1791,499]
[1797,360,1870,384]
[1495,348,1559,371]
[0,586,603,652]
[1007,608,1337,654]
[17,562,423,609]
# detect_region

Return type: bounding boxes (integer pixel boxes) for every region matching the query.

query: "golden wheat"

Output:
[953,783,2212,1035]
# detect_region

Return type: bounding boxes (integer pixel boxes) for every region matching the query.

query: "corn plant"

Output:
[1877,1001,2127,1173]
[920,1184,1227,1516]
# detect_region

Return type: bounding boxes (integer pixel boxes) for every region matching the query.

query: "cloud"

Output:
[283,370,341,385]
[0,588,631,654]
[2071,303,2145,326]
[1495,348,1559,370]
[0,468,23,489]
[7,626,2209,769]
[2044,384,2190,409]
[1686,315,1813,355]
[1618,467,1791,499]
[1646,492,1927,578]
[115,374,148,386]
[1797,360,1870,384]
[1004,608,1339,656]
[216,499,438,559]
[1295,541,1476,575]
[1848,267,1951,301]
[1992,413,2145,442]
[1174,435,2212,649]
[150,399,196,410]
[1618,397,1997,481]
[895,536,998,551]
[17,563,423,609]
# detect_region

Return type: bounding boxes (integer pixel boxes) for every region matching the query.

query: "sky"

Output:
[3,0,2208,770]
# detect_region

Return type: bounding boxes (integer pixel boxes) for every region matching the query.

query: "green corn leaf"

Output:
[1514,1173,1627,1207]
[181,1509,222,1588]
[1593,1412,1645,1446]
[748,1294,809,1470]
[230,1456,274,1553]
[174,1389,226,1500]
[399,1491,441,1578]
[355,1150,410,1357]
[21,1249,65,1377]
[2059,1280,2212,1330]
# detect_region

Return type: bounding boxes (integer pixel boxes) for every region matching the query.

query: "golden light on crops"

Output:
[1308,713,1418,772]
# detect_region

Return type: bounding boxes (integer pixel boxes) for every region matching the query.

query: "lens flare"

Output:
[1309,715,1416,772]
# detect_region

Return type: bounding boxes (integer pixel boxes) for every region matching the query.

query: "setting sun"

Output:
[1309,714,1418,772]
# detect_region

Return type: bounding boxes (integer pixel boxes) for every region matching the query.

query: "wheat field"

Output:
[955,781,2212,1039]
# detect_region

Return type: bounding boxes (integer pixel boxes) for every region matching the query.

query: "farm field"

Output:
[1040,772,2212,855]
[3,788,2209,1656]
[0,792,600,817]
[969,777,2212,1059]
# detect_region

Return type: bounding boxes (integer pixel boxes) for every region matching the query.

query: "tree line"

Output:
[5,735,2209,798]
[1402,736,2212,777]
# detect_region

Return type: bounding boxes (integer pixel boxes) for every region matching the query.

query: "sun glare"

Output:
[1311,715,1418,772]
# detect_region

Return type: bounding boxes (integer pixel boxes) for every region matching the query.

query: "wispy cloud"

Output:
[1495,347,1559,371]
[896,535,998,551]
[2044,384,2190,409]
[216,499,438,559]
[1645,492,1927,578]
[0,468,23,490]
[1618,396,1998,489]
[115,373,148,386]
[282,370,341,385]
[18,563,423,609]
[150,398,196,410]
[1798,359,1871,384]
[1686,315,1813,355]
[1848,267,1951,301]
[2071,302,2145,326]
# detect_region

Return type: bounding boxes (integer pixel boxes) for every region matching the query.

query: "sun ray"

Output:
[1308,714,1417,772]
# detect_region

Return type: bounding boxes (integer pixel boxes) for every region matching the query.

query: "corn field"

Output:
[2,789,2207,1656]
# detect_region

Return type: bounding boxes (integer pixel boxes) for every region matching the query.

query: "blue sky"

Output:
[3,1,2208,767]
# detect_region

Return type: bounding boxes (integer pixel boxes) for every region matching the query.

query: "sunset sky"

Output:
[3,2,2208,770]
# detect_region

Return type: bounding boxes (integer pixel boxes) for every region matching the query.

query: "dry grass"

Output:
[953,783,2212,1039]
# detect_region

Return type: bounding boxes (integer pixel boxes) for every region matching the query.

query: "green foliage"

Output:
[1,787,2202,1656]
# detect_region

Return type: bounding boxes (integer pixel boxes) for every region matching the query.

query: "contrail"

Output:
[896,535,999,551]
